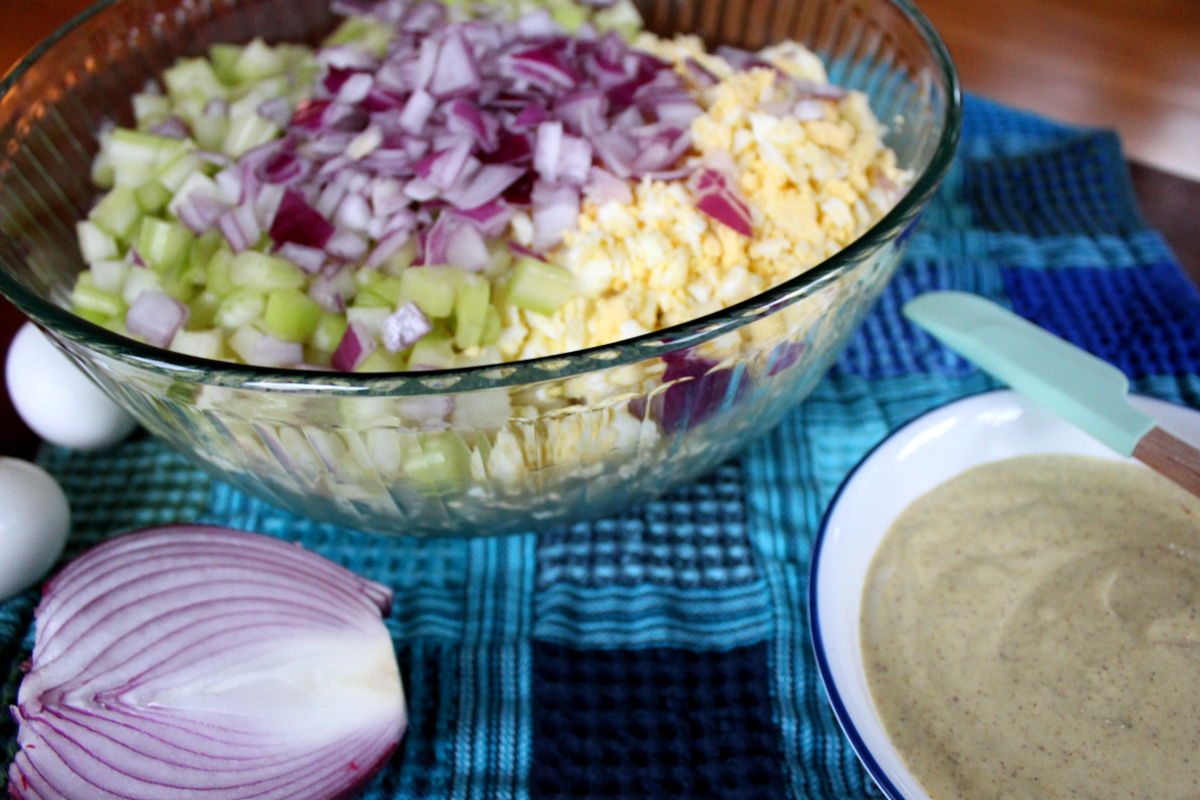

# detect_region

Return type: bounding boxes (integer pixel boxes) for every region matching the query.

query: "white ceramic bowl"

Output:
[808,388,1200,800]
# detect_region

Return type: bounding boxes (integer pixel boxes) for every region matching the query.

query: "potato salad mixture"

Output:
[71,0,908,375]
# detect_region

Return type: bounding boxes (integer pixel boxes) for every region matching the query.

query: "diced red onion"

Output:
[364,227,414,269]
[149,115,190,139]
[332,320,377,370]
[690,167,754,236]
[583,166,632,206]
[531,182,580,251]
[8,525,405,800]
[382,302,432,352]
[429,30,481,98]
[257,96,293,127]
[444,218,490,271]
[126,291,188,348]
[277,241,326,273]
[326,229,369,261]
[271,190,335,249]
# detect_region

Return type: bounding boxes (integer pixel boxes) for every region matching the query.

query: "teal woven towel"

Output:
[4,94,1199,799]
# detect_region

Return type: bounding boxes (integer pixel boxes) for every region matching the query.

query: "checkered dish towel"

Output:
[3,94,1199,799]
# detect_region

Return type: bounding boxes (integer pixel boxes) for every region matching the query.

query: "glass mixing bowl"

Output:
[0,0,959,536]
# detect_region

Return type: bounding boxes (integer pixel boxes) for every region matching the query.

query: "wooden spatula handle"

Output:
[1133,426,1200,499]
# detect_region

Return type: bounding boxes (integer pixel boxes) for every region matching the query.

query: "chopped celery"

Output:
[505,256,574,316]
[134,181,172,215]
[72,273,125,318]
[206,247,236,296]
[228,325,263,363]
[136,217,194,272]
[407,334,457,369]
[481,305,502,345]
[351,289,394,309]
[311,313,349,353]
[132,94,171,130]
[346,306,391,334]
[550,1,588,32]
[263,288,321,342]
[323,16,392,56]
[189,229,224,274]
[122,268,163,306]
[108,128,188,186]
[399,266,457,318]
[188,290,222,330]
[453,273,490,350]
[382,238,418,274]
[403,432,470,493]
[215,289,266,328]
[76,221,118,262]
[208,44,243,85]
[192,114,231,153]
[90,259,129,293]
[73,306,110,326]
[355,351,406,372]
[156,151,205,193]
[370,275,405,306]
[229,251,305,291]
[88,186,141,241]
[223,113,280,158]
[232,39,288,84]
[170,329,224,359]
[163,58,227,101]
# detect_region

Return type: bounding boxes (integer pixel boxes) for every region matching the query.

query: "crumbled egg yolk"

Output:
[497,34,908,365]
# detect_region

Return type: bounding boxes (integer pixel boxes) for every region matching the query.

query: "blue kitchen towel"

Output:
[4,93,1200,799]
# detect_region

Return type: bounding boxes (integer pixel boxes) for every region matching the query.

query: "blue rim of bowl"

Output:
[0,0,961,394]
[807,388,1018,800]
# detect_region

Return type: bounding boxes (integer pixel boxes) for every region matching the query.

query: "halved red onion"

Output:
[126,291,188,347]
[382,302,432,352]
[8,525,405,800]
[332,320,377,370]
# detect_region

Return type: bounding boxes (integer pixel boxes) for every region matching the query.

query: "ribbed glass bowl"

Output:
[0,0,959,536]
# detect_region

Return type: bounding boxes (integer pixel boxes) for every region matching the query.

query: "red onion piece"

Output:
[332,320,377,370]
[126,291,188,347]
[689,167,755,236]
[8,525,406,800]
[382,302,432,352]
[277,241,327,274]
[252,333,305,367]
[270,190,335,249]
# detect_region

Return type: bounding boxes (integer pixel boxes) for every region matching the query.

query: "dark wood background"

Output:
[2,0,1199,459]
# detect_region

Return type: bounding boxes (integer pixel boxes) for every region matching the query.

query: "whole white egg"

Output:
[0,457,70,599]
[5,322,138,450]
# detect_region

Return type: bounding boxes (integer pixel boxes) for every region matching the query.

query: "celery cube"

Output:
[232,39,287,84]
[453,274,491,350]
[399,266,457,318]
[355,351,406,373]
[134,181,172,215]
[230,251,305,291]
[163,58,227,101]
[263,288,321,342]
[505,257,574,316]
[223,113,280,158]
[481,305,502,346]
[89,186,141,241]
[170,329,224,359]
[188,291,222,330]
[406,334,457,370]
[206,247,236,296]
[208,44,243,85]
[136,217,194,272]
[311,313,349,353]
[215,289,265,328]
[133,94,171,130]
[76,221,119,262]
[72,273,125,318]
[403,432,470,493]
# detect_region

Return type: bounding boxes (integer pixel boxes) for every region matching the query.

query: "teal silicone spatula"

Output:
[903,290,1200,498]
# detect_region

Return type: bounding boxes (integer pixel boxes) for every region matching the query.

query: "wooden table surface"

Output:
[2,0,1199,461]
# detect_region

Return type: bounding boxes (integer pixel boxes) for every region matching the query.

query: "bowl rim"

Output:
[807,387,1200,800]
[0,0,962,394]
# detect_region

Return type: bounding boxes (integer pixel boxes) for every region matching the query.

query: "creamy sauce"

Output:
[862,454,1200,800]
